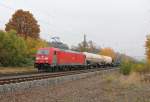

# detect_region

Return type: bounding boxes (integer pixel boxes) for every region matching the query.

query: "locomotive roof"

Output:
[60,49,81,54]
[39,47,82,54]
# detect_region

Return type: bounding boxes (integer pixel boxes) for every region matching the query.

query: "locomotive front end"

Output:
[34,48,51,71]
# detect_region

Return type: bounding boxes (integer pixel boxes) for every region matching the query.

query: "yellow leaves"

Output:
[145,35,150,63]
[25,37,48,55]
[99,48,116,60]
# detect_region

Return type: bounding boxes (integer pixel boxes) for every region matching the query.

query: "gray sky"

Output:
[0,0,150,59]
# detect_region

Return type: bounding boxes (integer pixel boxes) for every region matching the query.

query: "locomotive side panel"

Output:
[57,50,85,65]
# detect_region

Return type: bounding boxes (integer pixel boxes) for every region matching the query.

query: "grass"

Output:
[102,72,150,102]
[0,66,37,74]
[103,72,146,90]
[119,72,142,88]
[103,74,116,83]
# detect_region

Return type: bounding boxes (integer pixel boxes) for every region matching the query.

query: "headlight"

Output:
[36,57,40,60]
[44,57,48,60]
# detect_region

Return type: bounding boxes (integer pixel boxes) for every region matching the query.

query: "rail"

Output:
[0,67,118,85]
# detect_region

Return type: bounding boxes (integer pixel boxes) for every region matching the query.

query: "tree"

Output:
[99,48,116,60]
[49,36,69,50]
[71,35,88,52]
[71,41,100,53]
[88,40,100,53]
[0,30,28,66]
[25,37,48,56]
[145,35,150,63]
[5,9,40,39]
[50,42,69,50]
[71,35,100,53]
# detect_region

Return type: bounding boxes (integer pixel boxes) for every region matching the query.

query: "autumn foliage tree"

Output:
[0,30,48,66]
[145,35,150,63]
[5,9,40,39]
[71,35,100,53]
[25,37,48,56]
[99,48,116,60]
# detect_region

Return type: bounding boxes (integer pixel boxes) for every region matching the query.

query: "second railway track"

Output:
[0,67,118,85]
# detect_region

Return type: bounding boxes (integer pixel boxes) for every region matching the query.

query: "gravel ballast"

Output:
[0,69,116,93]
[0,70,150,102]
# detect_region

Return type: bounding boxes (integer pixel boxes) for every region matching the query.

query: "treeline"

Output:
[0,9,48,67]
[1,8,150,70]
[0,30,47,66]
[70,35,134,65]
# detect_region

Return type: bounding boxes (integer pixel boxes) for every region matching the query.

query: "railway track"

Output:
[0,67,118,85]
[0,71,39,77]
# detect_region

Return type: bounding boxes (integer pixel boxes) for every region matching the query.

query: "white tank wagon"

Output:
[102,56,112,65]
[83,52,113,66]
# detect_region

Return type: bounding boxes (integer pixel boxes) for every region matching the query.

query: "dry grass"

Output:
[103,74,117,83]
[119,72,142,86]
[0,66,37,74]
[102,72,150,102]
[0,71,150,102]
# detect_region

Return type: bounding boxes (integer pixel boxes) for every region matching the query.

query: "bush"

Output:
[120,61,133,75]
[120,60,150,75]
[132,63,145,73]
[0,30,29,66]
[0,30,48,67]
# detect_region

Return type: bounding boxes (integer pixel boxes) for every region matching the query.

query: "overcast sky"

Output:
[0,0,150,59]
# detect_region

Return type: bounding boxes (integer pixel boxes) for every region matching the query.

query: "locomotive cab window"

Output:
[37,50,49,55]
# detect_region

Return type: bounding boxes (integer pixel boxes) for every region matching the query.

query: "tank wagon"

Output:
[34,47,113,72]
[83,52,112,67]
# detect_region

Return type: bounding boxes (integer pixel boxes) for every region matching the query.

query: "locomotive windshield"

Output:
[37,50,49,55]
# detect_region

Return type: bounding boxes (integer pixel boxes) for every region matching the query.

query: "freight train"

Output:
[34,47,113,72]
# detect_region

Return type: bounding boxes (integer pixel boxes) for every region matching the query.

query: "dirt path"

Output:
[0,72,150,102]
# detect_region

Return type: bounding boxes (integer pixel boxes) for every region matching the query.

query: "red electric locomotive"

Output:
[34,47,86,72]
